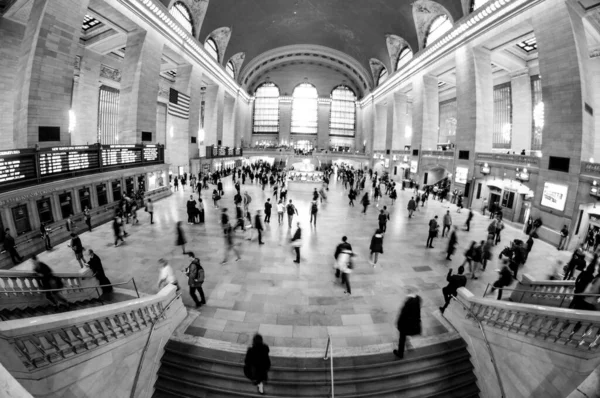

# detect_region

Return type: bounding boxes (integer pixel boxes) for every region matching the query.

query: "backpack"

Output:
[287,204,295,215]
[312,202,318,213]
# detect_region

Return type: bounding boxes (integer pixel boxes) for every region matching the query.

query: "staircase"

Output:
[0,298,104,321]
[153,338,479,398]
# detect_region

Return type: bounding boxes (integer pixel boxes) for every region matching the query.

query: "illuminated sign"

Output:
[481,165,490,175]
[455,167,468,185]
[541,182,568,211]
[516,169,530,182]
[143,146,158,162]
[410,160,418,174]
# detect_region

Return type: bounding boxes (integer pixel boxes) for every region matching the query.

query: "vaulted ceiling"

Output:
[198,0,464,89]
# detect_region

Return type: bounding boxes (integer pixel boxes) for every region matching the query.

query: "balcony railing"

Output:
[476,152,539,167]
[421,150,454,158]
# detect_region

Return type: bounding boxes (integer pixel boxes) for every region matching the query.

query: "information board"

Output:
[207,145,242,158]
[143,145,159,162]
[39,146,98,176]
[102,145,142,166]
[0,151,36,184]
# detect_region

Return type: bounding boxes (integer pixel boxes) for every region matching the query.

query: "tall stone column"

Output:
[0,18,25,148]
[187,66,203,159]
[222,93,236,147]
[385,99,395,174]
[278,99,292,146]
[374,103,386,151]
[203,85,224,146]
[13,0,90,147]
[393,93,408,150]
[234,95,251,147]
[455,46,493,155]
[71,49,103,145]
[591,55,600,159]
[364,97,376,155]
[411,74,439,151]
[530,0,595,233]
[118,29,164,144]
[510,70,533,152]
[317,100,330,150]
[355,105,364,152]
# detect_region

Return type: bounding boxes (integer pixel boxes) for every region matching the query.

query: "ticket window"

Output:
[37,198,54,224]
[125,177,134,196]
[59,192,73,219]
[137,175,146,192]
[11,204,31,236]
[97,183,108,206]
[112,181,122,201]
[79,187,92,211]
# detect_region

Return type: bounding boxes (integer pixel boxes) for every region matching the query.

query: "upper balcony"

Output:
[475,152,540,168]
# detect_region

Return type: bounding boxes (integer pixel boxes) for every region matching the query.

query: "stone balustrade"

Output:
[0,269,99,311]
[458,288,600,350]
[421,150,454,158]
[509,274,576,308]
[475,152,540,167]
[0,285,179,373]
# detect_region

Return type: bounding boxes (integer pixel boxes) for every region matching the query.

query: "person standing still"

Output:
[394,295,422,359]
[40,223,52,250]
[309,200,318,226]
[146,199,154,224]
[558,225,569,250]
[291,222,302,263]
[264,199,272,224]
[84,207,92,232]
[86,249,113,294]
[442,210,452,237]
[185,252,206,307]
[426,216,439,248]
[3,228,23,264]
[244,334,271,395]
[254,210,265,245]
[286,200,298,228]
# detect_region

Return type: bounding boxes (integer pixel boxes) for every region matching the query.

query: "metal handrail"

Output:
[451,296,506,398]
[130,292,182,398]
[323,335,334,398]
[0,278,140,299]
[484,283,600,307]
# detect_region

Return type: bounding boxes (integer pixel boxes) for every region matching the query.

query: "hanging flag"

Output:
[168,88,190,119]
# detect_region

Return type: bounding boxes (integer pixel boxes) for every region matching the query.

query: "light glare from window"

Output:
[204,38,219,61]
[253,83,280,133]
[330,86,356,137]
[291,83,318,135]
[169,2,193,34]
[396,47,413,71]
[226,61,235,79]
[425,15,452,47]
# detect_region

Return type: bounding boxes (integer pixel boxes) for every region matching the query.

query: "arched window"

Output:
[204,38,219,61]
[396,47,413,71]
[253,83,280,133]
[425,15,452,47]
[226,61,235,79]
[330,86,356,137]
[378,68,388,85]
[471,0,488,11]
[169,2,193,35]
[291,83,318,134]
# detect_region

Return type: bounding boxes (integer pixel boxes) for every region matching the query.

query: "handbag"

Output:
[291,239,302,248]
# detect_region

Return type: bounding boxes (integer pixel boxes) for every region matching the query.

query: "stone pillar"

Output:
[203,85,224,146]
[393,93,408,150]
[530,0,595,232]
[591,55,600,160]
[71,49,103,145]
[234,94,250,147]
[355,105,364,152]
[385,99,395,174]
[363,97,376,155]
[222,93,236,147]
[317,100,330,150]
[118,29,164,144]
[279,99,292,146]
[0,18,25,148]
[455,46,493,155]
[187,66,203,159]
[13,0,90,148]
[510,70,533,152]
[411,74,439,151]
[373,103,386,151]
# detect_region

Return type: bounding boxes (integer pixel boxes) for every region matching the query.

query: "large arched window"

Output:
[253,83,280,134]
[330,86,356,137]
[425,15,452,47]
[204,37,219,61]
[396,47,413,71]
[169,2,193,35]
[471,0,488,11]
[226,61,235,79]
[291,83,318,135]
[377,68,388,85]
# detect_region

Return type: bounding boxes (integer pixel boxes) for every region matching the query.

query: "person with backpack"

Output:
[309,200,318,226]
[185,252,206,307]
[286,199,298,228]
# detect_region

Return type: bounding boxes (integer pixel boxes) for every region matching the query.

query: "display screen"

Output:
[102,145,142,166]
[410,161,418,174]
[39,146,99,176]
[455,167,468,185]
[143,145,159,162]
[0,151,36,186]
[541,182,568,211]
[207,145,242,158]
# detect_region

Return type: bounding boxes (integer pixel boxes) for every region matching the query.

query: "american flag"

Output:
[168,88,190,119]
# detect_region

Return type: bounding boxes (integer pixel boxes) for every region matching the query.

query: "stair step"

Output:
[0,298,108,321]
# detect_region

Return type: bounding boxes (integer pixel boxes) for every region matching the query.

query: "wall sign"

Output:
[410,160,418,174]
[541,182,568,211]
[455,167,468,185]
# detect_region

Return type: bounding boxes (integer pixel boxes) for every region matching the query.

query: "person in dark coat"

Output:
[564,250,586,280]
[439,266,467,314]
[394,295,422,359]
[487,262,514,300]
[334,236,353,278]
[176,221,187,254]
[244,333,271,395]
[33,256,68,306]
[369,229,384,267]
[86,249,113,294]
[186,252,206,307]
[4,228,23,264]
[446,226,458,260]
[186,195,197,224]
[264,199,272,224]
[570,256,597,310]
[254,210,265,245]
[291,222,302,263]
[465,208,473,231]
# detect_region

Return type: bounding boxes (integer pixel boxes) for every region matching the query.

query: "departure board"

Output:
[143,145,159,162]
[102,145,142,166]
[0,151,36,185]
[39,146,99,176]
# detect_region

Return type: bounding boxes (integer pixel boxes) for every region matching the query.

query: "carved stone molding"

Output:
[99,64,121,83]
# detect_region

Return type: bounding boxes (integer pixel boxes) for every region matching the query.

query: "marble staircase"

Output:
[0,298,104,320]
[152,338,479,397]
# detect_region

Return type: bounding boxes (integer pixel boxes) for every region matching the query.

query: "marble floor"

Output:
[15,173,572,350]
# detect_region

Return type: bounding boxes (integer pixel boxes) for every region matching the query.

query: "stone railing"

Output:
[0,269,100,311]
[509,274,576,308]
[581,161,600,178]
[0,285,181,373]
[421,150,454,158]
[475,152,540,167]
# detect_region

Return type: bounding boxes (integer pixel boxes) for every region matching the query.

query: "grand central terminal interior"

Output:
[1,0,600,397]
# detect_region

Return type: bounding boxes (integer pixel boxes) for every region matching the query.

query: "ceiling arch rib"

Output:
[240,45,373,99]
[369,58,387,86]
[164,0,208,41]
[385,34,412,73]
[227,52,246,82]
[412,0,454,50]
[206,26,231,64]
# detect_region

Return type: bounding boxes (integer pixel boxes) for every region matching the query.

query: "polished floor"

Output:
[16,172,570,350]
